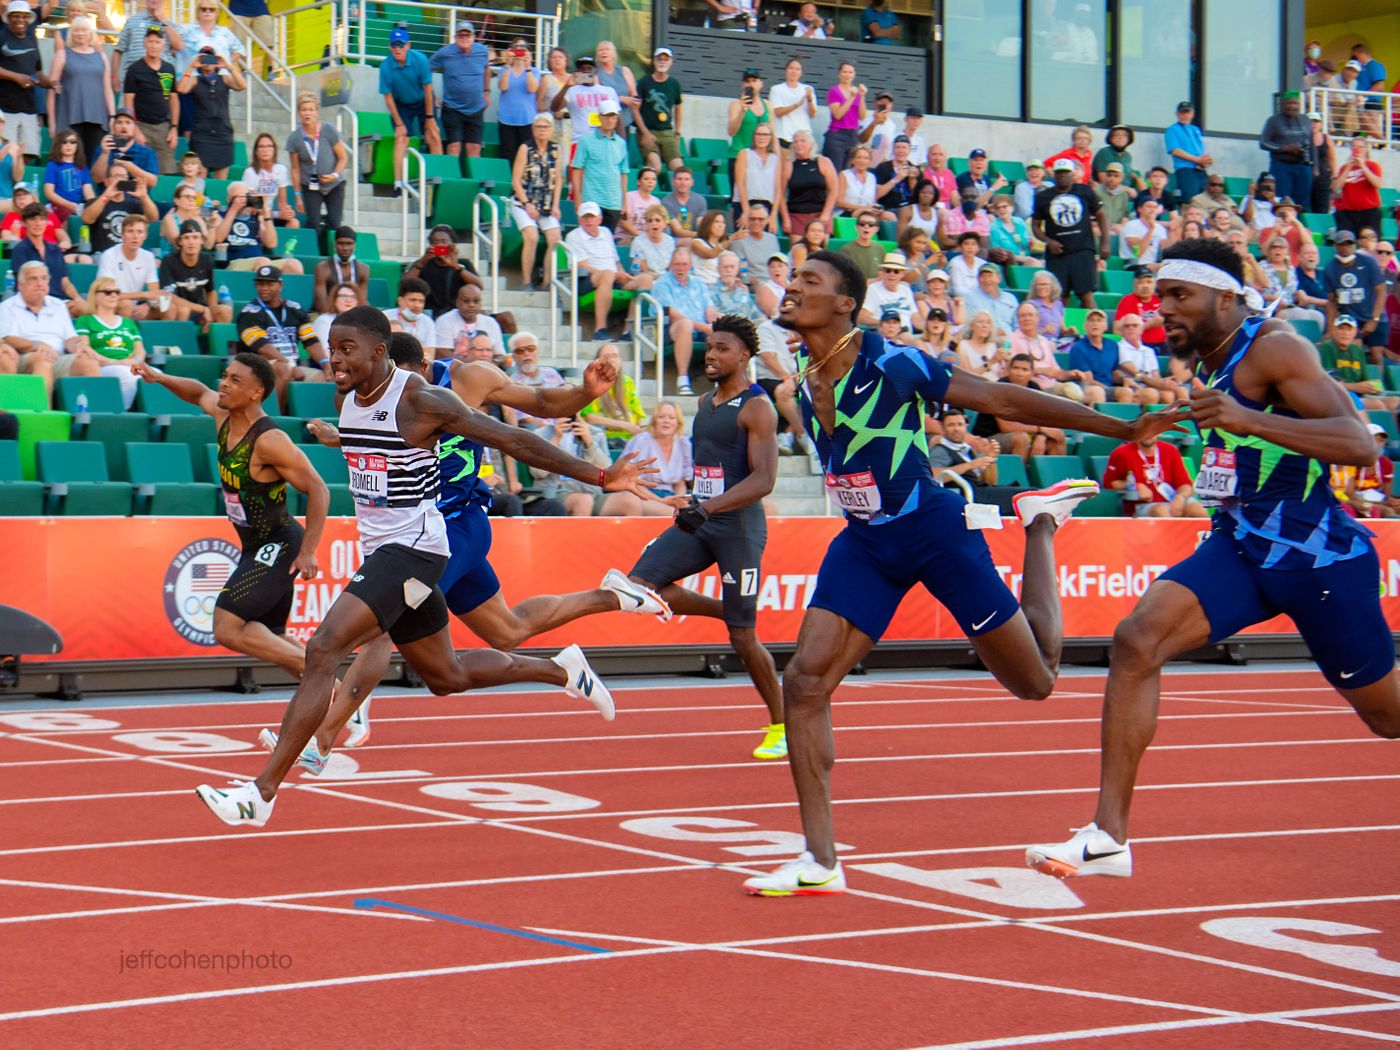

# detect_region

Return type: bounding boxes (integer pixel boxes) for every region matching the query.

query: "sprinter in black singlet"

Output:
[628,315,787,758]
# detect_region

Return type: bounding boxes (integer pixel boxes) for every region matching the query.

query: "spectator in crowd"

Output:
[754,250,790,316]
[571,98,628,229]
[1027,269,1070,341]
[43,133,87,218]
[1327,60,1366,136]
[1242,173,1279,231]
[837,208,885,281]
[212,183,281,272]
[1333,424,1398,519]
[873,135,920,217]
[733,125,783,230]
[310,282,362,348]
[1164,100,1212,201]
[780,130,836,238]
[550,55,618,146]
[727,68,770,183]
[228,0,271,77]
[496,38,540,166]
[1113,313,1176,405]
[712,251,761,321]
[729,201,780,280]
[750,320,806,452]
[0,114,20,201]
[861,0,900,45]
[80,161,158,255]
[1259,90,1312,208]
[111,0,180,99]
[789,1,833,38]
[95,213,160,319]
[661,166,707,244]
[1093,162,1134,231]
[636,46,683,173]
[49,16,112,168]
[836,144,882,218]
[1140,166,1179,215]
[789,216,829,270]
[241,132,298,229]
[919,306,955,361]
[1333,135,1383,237]
[1325,229,1388,356]
[946,229,985,298]
[1,261,87,395]
[91,109,158,188]
[630,204,676,289]
[957,147,1007,205]
[859,251,917,329]
[1013,160,1046,220]
[929,409,998,488]
[1205,206,1238,242]
[1304,39,1324,77]
[1257,197,1308,264]
[435,283,503,356]
[901,108,927,162]
[178,46,243,179]
[431,21,490,162]
[653,247,715,395]
[1120,197,1169,269]
[602,400,691,515]
[158,218,229,326]
[1359,226,1384,261]
[179,0,244,81]
[563,200,637,342]
[955,310,1005,379]
[0,1,47,159]
[897,226,938,284]
[593,40,638,138]
[921,267,962,329]
[76,275,147,406]
[941,186,992,249]
[579,341,647,451]
[383,276,435,352]
[922,143,958,206]
[286,92,347,248]
[689,209,729,286]
[1190,174,1245,231]
[1294,241,1330,317]
[899,178,940,240]
[1308,111,1335,217]
[1261,235,1326,326]
[769,57,815,156]
[823,62,865,171]
[1114,267,1165,347]
[1044,124,1094,184]
[1351,43,1389,140]
[510,112,562,288]
[1007,301,1074,393]
[531,411,611,516]
[859,91,900,166]
[1319,316,1396,412]
[988,194,1035,267]
[11,202,83,315]
[5,183,79,259]
[312,226,368,314]
[963,262,1016,335]
[380,28,440,192]
[972,351,1068,460]
[507,329,565,404]
[1093,124,1142,189]
[1033,158,1107,307]
[1227,229,1272,298]
[1067,309,1125,402]
[121,25,177,175]
[1103,432,1205,517]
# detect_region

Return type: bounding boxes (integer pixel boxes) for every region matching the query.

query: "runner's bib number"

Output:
[1195,448,1237,506]
[222,490,248,526]
[693,465,725,499]
[825,470,882,515]
[346,453,389,506]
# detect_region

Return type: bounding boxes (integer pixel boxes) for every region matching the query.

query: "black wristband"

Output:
[676,502,710,534]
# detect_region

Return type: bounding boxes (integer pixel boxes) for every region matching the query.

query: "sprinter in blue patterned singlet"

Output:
[1028,239,1400,882]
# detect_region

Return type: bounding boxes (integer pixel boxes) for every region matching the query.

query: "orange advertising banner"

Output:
[4,517,1400,662]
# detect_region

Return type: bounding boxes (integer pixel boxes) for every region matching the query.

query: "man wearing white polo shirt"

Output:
[563,200,640,341]
[433,283,503,358]
[859,251,919,330]
[1,261,90,395]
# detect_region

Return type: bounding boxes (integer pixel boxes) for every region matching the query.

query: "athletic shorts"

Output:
[631,508,767,627]
[809,492,1020,643]
[1159,528,1394,689]
[216,522,304,634]
[442,106,485,146]
[344,542,450,645]
[439,508,502,616]
[1047,249,1098,298]
[508,203,561,232]
[396,100,428,138]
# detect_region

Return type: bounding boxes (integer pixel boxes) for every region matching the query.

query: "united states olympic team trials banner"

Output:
[4,517,1400,662]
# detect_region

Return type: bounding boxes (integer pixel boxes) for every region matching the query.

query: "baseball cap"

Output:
[1335,314,1358,327]
[969,148,988,159]
[12,181,31,193]
[977,262,1000,275]
[653,46,673,58]
[1307,110,1324,121]
[1176,100,1194,111]
[1025,160,1044,171]
[178,219,203,236]
[1333,228,1357,243]
[880,251,908,270]
[926,307,948,322]
[875,91,894,102]
[742,67,761,79]
[389,28,410,45]
[575,55,595,69]
[144,24,163,36]
[893,134,911,145]
[1086,308,1108,320]
[1051,158,1077,173]
[1104,162,1124,174]
[1346,59,1364,71]
[879,307,902,323]
[1368,422,1388,436]
[905,107,923,119]
[597,99,621,116]
[577,201,602,218]
[455,20,474,34]
[112,107,136,120]
[5,1,32,13]
[925,268,950,282]
[253,264,282,282]
[767,251,789,265]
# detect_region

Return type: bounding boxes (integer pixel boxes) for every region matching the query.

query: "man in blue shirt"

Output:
[1351,43,1389,139]
[652,247,715,395]
[1068,309,1127,401]
[861,0,900,44]
[381,28,441,192]
[431,21,491,161]
[227,0,271,78]
[570,99,628,229]
[1163,101,1212,201]
[1324,228,1389,352]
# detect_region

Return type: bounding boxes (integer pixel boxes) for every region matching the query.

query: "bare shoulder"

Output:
[1246,318,1325,373]
[739,390,778,430]
[450,359,508,408]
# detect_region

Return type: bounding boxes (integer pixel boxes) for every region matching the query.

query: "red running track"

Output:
[0,666,1398,1048]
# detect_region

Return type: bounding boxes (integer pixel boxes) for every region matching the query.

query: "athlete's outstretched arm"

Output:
[463,357,619,420]
[257,430,330,579]
[407,382,661,494]
[695,396,779,515]
[130,361,221,417]
[1190,328,1377,468]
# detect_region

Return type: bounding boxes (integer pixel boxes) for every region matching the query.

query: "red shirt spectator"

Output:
[1103,439,1193,502]
[1115,286,1167,344]
[1043,145,1093,185]
[1,208,62,244]
[1338,159,1382,212]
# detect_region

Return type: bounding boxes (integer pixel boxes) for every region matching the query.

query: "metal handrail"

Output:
[470,194,501,315]
[630,291,665,399]
[548,240,579,371]
[209,0,296,135]
[1306,86,1398,148]
[267,0,333,70]
[936,469,975,503]
[333,0,558,65]
[332,106,361,226]
[400,146,427,258]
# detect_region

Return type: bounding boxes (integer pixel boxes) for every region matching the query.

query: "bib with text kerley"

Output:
[693,465,725,499]
[346,452,388,506]
[222,490,248,526]
[825,470,881,515]
[1195,447,1237,507]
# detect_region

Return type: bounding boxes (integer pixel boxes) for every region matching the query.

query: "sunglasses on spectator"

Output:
[857,221,878,228]
[1380,250,1395,256]
[97,289,119,295]
[390,42,406,48]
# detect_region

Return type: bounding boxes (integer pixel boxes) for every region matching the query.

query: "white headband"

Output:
[1157,259,1267,313]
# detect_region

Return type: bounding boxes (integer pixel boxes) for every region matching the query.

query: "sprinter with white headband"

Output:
[1027,237,1400,881]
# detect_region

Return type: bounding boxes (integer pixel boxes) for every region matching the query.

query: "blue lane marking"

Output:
[352,898,612,954]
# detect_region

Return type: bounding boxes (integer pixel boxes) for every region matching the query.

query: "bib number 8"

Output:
[255,543,282,568]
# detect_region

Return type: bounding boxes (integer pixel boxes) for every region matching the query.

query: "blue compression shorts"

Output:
[439,508,501,616]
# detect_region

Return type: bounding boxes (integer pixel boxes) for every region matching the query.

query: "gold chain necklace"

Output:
[1195,317,1248,386]
[794,326,862,387]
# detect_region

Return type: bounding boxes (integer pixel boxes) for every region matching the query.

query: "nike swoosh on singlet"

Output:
[854,381,876,395]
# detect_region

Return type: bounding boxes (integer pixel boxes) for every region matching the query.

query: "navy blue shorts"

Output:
[439,508,501,616]
[397,100,428,138]
[809,492,1021,644]
[1160,529,1394,689]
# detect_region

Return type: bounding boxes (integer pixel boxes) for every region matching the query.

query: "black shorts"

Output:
[344,543,451,645]
[397,100,428,137]
[631,509,766,627]
[1048,249,1098,297]
[441,106,485,146]
[216,522,304,634]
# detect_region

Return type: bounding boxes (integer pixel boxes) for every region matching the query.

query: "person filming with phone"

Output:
[176,45,245,178]
[726,68,770,187]
[406,223,484,317]
[80,160,159,255]
[90,109,159,191]
[213,181,296,274]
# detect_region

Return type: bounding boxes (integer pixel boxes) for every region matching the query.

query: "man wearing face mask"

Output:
[384,276,437,353]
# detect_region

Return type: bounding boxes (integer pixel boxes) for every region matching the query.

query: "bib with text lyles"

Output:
[825,469,881,515]
[693,465,725,499]
[1194,447,1237,507]
[222,490,248,526]
[346,452,389,506]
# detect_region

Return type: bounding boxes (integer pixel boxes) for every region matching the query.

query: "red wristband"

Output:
[599,467,606,489]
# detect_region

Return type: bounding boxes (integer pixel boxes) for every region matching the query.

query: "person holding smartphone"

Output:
[406,223,484,317]
[79,160,159,254]
[496,37,540,169]
[90,109,159,190]
[726,68,770,187]
[177,46,245,178]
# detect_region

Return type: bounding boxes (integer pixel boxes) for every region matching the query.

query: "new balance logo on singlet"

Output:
[372,411,389,421]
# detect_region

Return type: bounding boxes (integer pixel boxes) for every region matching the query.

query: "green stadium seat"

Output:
[139,320,201,357]
[1094,402,1141,420]
[366,276,393,309]
[833,216,857,239]
[1028,454,1087,486]
[427,177,484,230]
[992,159,1027,183]
[1368,410,1398,440]
[1074,490,1123,517]
[162,414,217,463]
[83,412,152,480]
[1099,270,1136,295]
[12,410,70,479]
[202,442,219,485]
[266,415,306,442]
[408,153,467,184]
[995,454,1029,487]
[0,439,43,514]
[35,440,132,515]
[1087,454,1111,478]
[1075,433,1121,463]
[686,137,729,168]
[205,323,240,355]
[137,382,205,417]
[163,355,227,388]
[0,373,48,411]
[463,156,514,190]
[1063,308,1089,332]
[67,262,98,294]
[286,382,337,417]
[1006,266,1038,291]
[300,442,354,515]
[1289,317,1322,345]
[282,274,315,307]
[55,376,125,415]
[126,442,219,515]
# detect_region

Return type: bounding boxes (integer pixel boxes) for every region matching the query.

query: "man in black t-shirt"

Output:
[405,224,482,316]
[636,46,683,173]
[0,2,48,156]
[1032,157,1109,307]
[79,162,160,254]
[160,221,231,325]
[122,26,179,175]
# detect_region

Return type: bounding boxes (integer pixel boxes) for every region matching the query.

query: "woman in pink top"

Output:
[617,165,661,244]
[822,62,866,171]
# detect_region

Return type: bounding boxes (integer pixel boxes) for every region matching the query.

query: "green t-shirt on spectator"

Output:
[839,240,886,282]
[76,314,143,361]
[1317,338,1368,386]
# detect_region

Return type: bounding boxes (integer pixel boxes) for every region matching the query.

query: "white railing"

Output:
[209,0,296,135]
[548,240,579,371]
[400,146,427,258]
[630,292,665,399]
[936,470,975,502]
[1307,86,1399,149]
[470,193,501,315]
[335,0,559,69]
[332,105,360,226]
